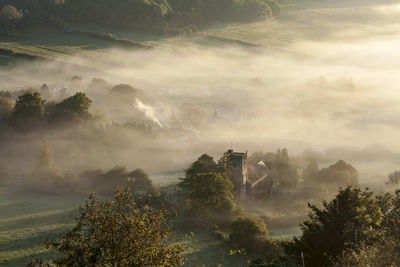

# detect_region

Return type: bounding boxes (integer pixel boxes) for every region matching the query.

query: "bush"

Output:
[229,216,269,256]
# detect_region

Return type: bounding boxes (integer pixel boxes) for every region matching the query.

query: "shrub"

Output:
[229,216,269,256]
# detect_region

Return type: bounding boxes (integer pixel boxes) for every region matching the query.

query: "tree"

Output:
[33,140,62,188]
[387,171,400,186]
[0,5,23,34]
[111,84,138,95]
[253,149,298,190]
[302,160,319,183]
[10,91,46,129]
[182,172,236,223]
[316,160,358,187]
[179,154,222,189]
[46,188,185,266]
[0,90,11,98]
[35,140,56,173]
[0,161,9,184]
[229,216,269,256]
[234,0,272,22]
[285,187,386,267]
[128,168,156,195]
[0,96,14,120]
[50,92,92,123]
[333,237,400,267]
[83,166,156,196]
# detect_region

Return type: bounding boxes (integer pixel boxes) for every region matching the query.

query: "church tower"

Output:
[224,149,248,200]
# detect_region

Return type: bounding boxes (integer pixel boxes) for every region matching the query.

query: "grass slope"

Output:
[0,186,84,266]
[0,185,247,267]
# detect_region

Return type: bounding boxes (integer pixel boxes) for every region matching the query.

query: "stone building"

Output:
[223,149,248,200]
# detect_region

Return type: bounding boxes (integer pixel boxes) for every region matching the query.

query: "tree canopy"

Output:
[0,5,23,34]
[10,91,46,129]
[229,216,269,256]
[81,166,156,195]
[285,187,388,266]
[50,92,92,123]
[180,171,236,224]
[46,188,185,266]
[0,0,281,35]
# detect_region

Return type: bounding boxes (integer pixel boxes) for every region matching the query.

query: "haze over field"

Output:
[1,1,400,183]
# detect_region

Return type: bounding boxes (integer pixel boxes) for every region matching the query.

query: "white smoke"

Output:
[133,98,163,128]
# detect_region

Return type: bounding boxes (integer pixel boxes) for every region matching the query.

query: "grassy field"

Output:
[0,175,302,266]
[0,0,383,66]
[0,184,251,267]
[0,186,84,266]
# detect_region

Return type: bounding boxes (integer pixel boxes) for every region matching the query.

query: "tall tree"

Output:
[33,140,62,188]
[285,187,387,267]
[182,172,236,223]
[179,154,221,189]
[10,91,46,129]
[387,171,400,186]
[46,188,185,266]
[50,92,92,123]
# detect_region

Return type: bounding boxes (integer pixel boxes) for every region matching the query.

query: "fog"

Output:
[1,1,400,184]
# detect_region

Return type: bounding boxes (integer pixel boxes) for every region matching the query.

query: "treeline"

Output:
[0,90,93,131]
[0,87,154,133]
[175,152,400,266]
[0,138,157,196]
[0,0,281,35]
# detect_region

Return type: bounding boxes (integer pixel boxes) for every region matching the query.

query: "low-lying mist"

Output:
[1,1,400,185]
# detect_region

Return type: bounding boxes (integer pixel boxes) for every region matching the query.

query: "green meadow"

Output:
[0,185,249,266]
[0,178,301,266]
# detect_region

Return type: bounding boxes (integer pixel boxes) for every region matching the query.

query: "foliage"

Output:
[0,95,14,120]
[180,154,223,189]
[285,187,387,267]
[249,241,298,267]
[234,0,272,22]
[10,91,46,129]
[387,170,400,186]
[0,90,11,98]
[45,188,185,266]
[0,0,280,34]
[111,84,138,95]
[35,140,57,174]
[82,166,156,195]
[229,216,269,256]
[129,168,155,195]
[315,160,358,187]
[182,172,236,224]
[0,161,9,183]
[33,140,63,189]
[249,149,299,197]
[50,92,92,123]
[301,160,319,182]
[332,237,400,267]
[0,5,23,34]
[187,172,234,213]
